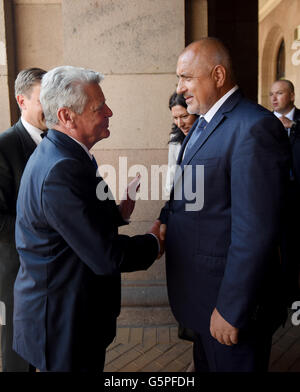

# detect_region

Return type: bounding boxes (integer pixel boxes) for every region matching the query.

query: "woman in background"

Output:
[165,92,198,371]
[165,92,198,195]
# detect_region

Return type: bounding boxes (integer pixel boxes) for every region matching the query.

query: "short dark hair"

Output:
[15,67,47,99]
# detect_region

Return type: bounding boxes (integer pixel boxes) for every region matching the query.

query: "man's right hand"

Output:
[148,220,166,258]
[160,223,167,241]
[279,115,294,129]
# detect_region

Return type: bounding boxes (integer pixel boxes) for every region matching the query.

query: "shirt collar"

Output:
[274,107,295,121]
[203,85,239,123]
[21,117,45,145]
[67,135,93,160]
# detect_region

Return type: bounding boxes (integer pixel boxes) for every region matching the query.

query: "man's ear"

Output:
[16,94,26,111]
[213,65,226,88]
[291,91,295,105]
[57,107,75,128]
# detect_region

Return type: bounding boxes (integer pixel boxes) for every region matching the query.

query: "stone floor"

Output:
[103,310,300,372]
[1,310,299,372]
[104,325,193,372]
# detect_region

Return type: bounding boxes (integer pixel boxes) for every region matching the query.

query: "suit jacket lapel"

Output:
[14,119,37,161]
[172,89,242,190]
[46,129,97,171]
[294,107,300,121]
[181,113,225,167]
[289,107,300,145]
[176,118,199,165]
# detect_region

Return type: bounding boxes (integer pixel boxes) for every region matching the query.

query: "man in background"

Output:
[270,79,300,139]
[270,79,300,304]
[0,67,47,372]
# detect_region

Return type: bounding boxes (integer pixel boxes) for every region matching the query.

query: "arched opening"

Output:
[276,39,285,80]
[259,24,284,109]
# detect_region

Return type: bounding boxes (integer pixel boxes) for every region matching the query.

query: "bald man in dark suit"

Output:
[270,79,300,305]
[159,39,290,372]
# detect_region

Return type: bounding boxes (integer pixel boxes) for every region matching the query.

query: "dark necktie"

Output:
[40,131,48,139]
[184,117,208,157]
[91,155,98,169]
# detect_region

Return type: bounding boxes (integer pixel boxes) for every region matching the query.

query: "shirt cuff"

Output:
[148,233,160,256]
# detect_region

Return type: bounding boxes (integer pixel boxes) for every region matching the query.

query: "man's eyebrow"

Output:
[177,73,190,78]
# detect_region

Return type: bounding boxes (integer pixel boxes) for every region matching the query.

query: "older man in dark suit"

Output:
[0,67,47,372]
[13,66,161,372]
[270,79,300,304]
[159,38,291,372]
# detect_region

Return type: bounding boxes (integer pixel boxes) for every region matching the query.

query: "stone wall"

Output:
[2,0,186,325]
[259,0,300,108]
[0,1,15,129]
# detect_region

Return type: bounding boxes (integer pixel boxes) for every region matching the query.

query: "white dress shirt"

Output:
[21,117,45,145]
[68,135,94,160]
[274,107,295,137]
[183,85,239,160]
[203,85,239,123]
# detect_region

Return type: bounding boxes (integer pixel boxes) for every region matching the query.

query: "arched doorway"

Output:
[260,24,284,109]
[276,39,285,80]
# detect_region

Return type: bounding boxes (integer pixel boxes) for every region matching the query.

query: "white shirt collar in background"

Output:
[274,107,295,122]
[21,117,45,145]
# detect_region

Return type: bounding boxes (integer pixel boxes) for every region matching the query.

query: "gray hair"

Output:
[40,65,104,128]
[15,67,47,100]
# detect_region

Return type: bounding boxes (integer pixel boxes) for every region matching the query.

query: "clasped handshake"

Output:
[118,174,166,259]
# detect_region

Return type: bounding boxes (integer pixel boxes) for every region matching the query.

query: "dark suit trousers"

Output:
[193,321,274,372]
[39,348,106,372]
[0,311,31,372]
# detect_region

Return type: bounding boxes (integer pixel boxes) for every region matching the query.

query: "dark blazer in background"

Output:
[160,90,291,371]
[13,130,158,372]
[0,119,36,372]
[281,107,300,304]
[289,107,300,182]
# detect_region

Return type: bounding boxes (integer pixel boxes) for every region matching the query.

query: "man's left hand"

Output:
[210,308,239,346]
[119,175,141,221]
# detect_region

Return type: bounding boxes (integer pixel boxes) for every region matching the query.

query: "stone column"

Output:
[0,0,17,131]
[13,0,63,71]
[185,0,208,44]
[62,0,185,325]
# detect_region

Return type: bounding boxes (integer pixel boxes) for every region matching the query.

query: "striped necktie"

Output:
[184,117,207,157]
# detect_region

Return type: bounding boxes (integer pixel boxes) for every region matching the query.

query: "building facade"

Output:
[259,0,300,109]
[3,0,295,326]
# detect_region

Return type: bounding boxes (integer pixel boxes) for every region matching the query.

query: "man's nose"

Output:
[176,78,185,94]
[177,118,183,127]
[105,104,113,117]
